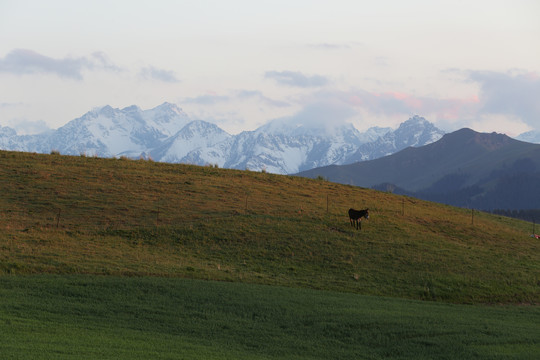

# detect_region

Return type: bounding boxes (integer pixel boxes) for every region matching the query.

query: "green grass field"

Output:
[1,276,539,359]
[1,150,539,358]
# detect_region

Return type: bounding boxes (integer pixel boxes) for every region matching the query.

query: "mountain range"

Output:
[2,102,539,210]
[0,103,446,174]
[298,128,540,211]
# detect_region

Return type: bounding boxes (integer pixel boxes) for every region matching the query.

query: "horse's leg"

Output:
[359,220,362,230]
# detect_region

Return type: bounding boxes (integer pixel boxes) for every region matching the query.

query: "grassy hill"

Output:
[1,150,538,304]
[1,150,540,358]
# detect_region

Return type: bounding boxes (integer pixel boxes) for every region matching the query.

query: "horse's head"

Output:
[364,208,369,219]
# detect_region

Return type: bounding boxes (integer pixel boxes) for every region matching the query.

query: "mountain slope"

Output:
[298,128,540,209]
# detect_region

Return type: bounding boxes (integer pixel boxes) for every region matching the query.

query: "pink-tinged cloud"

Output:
[467,70,540,128]
[345,90,479,121]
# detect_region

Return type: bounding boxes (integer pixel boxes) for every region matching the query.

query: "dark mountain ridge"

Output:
[297,128,540,210]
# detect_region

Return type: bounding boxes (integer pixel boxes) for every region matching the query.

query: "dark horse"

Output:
[348,208,369,230]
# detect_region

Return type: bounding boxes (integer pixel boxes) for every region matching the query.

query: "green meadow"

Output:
[1,276,539,360]
[0,150,539,358]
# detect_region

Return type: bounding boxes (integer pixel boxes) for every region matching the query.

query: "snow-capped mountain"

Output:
[31,102,190,157]
[152,120,232,165]
[358,126,392,144]
[515,130,540,144]
[0,103,445,174]
[222,119,367,173]
[345,115,445,162]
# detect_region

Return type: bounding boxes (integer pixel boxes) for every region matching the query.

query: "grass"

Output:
[0,150,539,358]
[1,150,538,304]
[1,275,539,359]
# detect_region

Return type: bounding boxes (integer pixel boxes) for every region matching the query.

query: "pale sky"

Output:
[1,0,539,136]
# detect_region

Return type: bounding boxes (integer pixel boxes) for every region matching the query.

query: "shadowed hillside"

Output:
[0,150,538,304]
[298,128,540,210]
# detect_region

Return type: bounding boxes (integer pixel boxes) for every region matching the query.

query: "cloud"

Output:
[139,66,180,83]
[293,70,539,135]
[181,90,290,108]
[264,100,357,136]
[0,102,25,108]
[288,101,356,127]
[466,70,540,129]
[181,94,230,105]
[265,70,329,88]
[236,90,290,107]
[344,70,540,132]
[6,118,51,135]
[336,89,479,122]
[308,43,351,50]
[0,49,121,80]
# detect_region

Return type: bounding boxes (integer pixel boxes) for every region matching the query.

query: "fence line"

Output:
[1,193,444,233]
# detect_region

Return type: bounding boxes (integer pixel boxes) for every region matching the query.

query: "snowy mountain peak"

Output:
[394,115,445,146]
[344,117,445,162]
[177,120,231,141]
[359,126,392,144]
[91,105,117,117]
[515,130,540,144]
[0,103,445,175]
[155,102,185,115]
[397,115,433,132]
[152,120,231,165]
[121,105,142,114]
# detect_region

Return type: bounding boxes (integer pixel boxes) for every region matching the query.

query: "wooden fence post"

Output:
[326,195,329,213]
[56,208,61,229]
[156,198,160,227]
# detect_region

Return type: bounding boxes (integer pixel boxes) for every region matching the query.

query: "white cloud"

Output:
[264,70,329,88]
[181,94,230,105]
[236,90,290,108]
[6,118,51,135]
[0,49,122,80]
[468,114,530,137]
[139,66,180,83]
[272,101,356,132]
[466,70,540,129]
[308,43,353,50]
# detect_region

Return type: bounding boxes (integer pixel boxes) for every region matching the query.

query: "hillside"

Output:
[0,150,538,304]
[298,128,540,210]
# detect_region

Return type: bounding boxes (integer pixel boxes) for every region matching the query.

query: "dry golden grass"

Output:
[0,150,538,304]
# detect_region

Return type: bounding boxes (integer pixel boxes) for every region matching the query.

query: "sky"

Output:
[0,0,539,136]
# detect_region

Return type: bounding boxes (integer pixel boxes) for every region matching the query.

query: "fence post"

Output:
[326,195,329,213]
[56,208,61,229]
[156,198,160,227]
